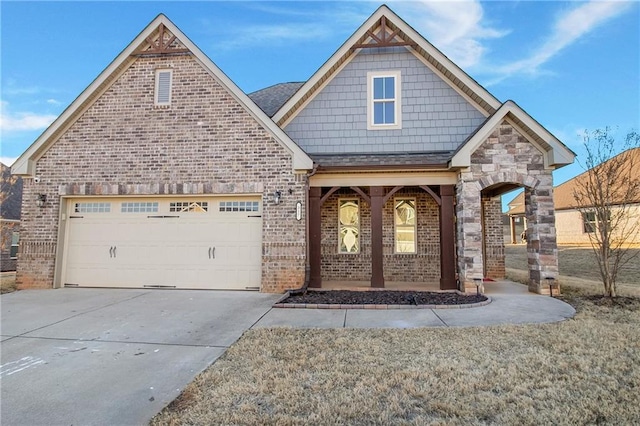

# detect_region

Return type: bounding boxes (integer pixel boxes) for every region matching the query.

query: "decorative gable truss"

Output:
[12,15,312,176]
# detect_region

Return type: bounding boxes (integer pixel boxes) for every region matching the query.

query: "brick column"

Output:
[525,184,558,294]
[482,196,505,279]
[308,187,322,288]
[370,186,385,288]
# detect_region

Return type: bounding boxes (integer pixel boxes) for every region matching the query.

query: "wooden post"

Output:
[370,186,385,288]
[439,185,457,290]
[309,187,322,288]
[510,215,516,244]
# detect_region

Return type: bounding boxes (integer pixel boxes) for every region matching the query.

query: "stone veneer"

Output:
[457,121,558,294]
[17,52,307,293]
[320,187,440,283]
[482,196,505,279]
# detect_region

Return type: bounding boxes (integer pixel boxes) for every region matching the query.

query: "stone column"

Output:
[455,177,484,292]
[525,182,558,294]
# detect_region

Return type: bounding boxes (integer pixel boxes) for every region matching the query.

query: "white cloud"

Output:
[487,1,632,84]
[46,99,61,106]
[0,102,57,132]
[389,0,509,68]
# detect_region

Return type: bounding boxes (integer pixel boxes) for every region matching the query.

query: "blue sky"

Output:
[1,1,638,208]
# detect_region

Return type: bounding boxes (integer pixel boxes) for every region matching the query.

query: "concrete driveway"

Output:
[0,289,279,426]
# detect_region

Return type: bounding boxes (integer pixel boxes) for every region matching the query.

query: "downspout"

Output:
[292,163,318,294]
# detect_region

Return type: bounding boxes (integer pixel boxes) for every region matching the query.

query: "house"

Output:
[507,147,640,245]
[1,162,23,271]
[11,5,575,294]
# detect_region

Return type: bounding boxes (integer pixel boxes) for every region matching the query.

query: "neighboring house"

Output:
[507,147,640,245]
[1,162,23,271]
[12,6,575,294]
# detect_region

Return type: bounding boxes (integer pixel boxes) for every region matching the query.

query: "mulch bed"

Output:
[281,290,487,306]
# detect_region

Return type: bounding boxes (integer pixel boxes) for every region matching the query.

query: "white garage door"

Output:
[63,197,262,290]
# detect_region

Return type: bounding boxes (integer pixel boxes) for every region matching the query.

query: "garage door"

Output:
[62,197,262,290]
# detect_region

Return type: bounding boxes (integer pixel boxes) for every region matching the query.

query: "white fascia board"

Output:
[273,5,501,125]
[450,100,576,169]
[164,19,313,171]
[11,15,168,176]
[272,7,386,124]
[12,14,312,176]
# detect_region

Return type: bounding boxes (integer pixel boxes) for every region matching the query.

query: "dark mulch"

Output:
[281,290,487,305]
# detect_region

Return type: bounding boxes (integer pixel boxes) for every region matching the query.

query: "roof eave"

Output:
[12,14,313,176]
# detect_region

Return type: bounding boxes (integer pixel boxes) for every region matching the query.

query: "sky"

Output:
[1,1,639,209]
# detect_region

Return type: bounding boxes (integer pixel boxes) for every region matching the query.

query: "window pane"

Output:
[395,199,416,253]
[373,77,384,99]
[339,200,359,253]
[384,101,395,124]
[384,77,395,99]
[373,103,384,124]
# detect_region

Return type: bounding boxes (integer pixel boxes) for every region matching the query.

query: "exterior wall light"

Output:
[36,194,47,208]
[273,190,282,205]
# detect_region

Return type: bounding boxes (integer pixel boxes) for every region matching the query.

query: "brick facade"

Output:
[482,196,505,279]
[17,53,306,293]
[457,121,558,293]
[320,187,440,283]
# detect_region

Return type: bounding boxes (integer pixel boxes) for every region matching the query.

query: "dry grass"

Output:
[506,245,640,288]
[0,272,17,294]
[152,289,640,425]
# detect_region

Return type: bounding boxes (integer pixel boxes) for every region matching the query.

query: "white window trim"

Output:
[338,198,360,254]
[154,69,173,107]
[367,70,401,130]
[394,197,417,254]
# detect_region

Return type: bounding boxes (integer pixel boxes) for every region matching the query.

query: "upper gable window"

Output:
[367,71,401,130]
[155,69,172,106]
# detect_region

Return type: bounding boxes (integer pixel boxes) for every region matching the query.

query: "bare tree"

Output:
[572,128,640,297]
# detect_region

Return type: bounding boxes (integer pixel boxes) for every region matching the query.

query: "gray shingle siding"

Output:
[284,47,486,154]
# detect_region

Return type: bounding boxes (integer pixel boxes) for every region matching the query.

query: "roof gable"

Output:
[272,4,501,127]
[450,100,576,169]
[12,15,312,176]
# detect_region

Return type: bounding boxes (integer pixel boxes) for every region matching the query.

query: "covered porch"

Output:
[307,167,458,291]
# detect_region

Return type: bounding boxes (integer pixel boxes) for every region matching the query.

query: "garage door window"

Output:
[75,202,111,213]
[170,201,208,212]
[121,202,159,213]
[219,201,259,212]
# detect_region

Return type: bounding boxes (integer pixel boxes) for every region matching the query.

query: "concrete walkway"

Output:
[252,281,576,328]
[0,282,574,425]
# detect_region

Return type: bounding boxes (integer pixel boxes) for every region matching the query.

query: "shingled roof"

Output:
[248,82,304,118]
[310,151,454,170]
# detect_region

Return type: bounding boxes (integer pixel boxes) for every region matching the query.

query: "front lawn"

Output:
[151,287,640,425]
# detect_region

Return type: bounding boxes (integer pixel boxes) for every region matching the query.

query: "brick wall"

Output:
[482,196,505,278]
[320,187,440,282]
[17,52,306,293]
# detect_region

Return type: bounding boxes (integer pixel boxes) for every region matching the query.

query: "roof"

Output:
[311,152,454,171]
[450,100,575,169]
[272,4,501,126]
[12,15,313,175]
[1,163,23,220]
[507,147,640,215]
[249,82,304,118]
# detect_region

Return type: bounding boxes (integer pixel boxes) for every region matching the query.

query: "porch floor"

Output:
[321,281,441,292]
